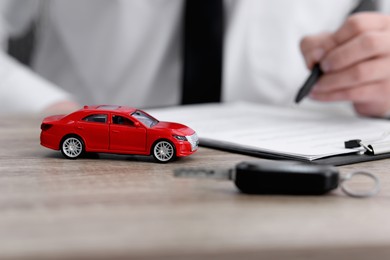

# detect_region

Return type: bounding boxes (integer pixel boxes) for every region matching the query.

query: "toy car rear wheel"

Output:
[61,136,84,159]
[152,140,175,163]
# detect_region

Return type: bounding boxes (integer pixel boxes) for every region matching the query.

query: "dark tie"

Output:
[181,0,224,104]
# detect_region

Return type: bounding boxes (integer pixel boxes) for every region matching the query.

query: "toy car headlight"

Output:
[173,135,188,141]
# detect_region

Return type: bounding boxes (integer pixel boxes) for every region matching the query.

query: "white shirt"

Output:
[0,0,387,113]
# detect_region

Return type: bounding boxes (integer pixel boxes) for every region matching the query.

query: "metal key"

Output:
[174,161,380,197]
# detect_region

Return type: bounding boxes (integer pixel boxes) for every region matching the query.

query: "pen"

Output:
[295,64,323,103]
[295,0,377,104]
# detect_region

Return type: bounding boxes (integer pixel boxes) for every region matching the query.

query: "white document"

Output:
[147,102,390,161]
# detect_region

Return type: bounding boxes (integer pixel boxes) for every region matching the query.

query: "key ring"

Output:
[340,171,381,198]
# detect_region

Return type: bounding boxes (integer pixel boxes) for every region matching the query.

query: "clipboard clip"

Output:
[344,139,374,154]
[344,137,390,155]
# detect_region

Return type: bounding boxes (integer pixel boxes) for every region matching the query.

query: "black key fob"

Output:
[234,161,339,195]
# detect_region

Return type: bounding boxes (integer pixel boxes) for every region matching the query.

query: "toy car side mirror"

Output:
[134,122,141,127]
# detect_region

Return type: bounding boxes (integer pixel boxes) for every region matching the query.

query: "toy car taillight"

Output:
[41,123,52,131]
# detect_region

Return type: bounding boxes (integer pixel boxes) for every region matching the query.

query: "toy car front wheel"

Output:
[61,136,84,159]
[152,140,176,163]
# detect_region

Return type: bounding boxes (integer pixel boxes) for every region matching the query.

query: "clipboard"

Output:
[147,102,390,166]
[200,138,390,166]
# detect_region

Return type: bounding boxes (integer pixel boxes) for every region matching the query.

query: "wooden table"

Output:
[1,116,390,260]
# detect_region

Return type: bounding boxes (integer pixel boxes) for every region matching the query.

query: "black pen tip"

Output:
[295,95,303,104]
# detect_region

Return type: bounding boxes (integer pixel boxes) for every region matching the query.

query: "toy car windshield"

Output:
[131,110,159,127]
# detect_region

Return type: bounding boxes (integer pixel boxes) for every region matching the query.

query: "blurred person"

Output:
[0,0,390,117]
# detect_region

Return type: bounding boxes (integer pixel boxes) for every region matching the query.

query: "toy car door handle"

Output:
[112,130,119,133]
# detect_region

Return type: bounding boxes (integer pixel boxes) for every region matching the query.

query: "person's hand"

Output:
[42,100,80,115]
[300,13,390,117]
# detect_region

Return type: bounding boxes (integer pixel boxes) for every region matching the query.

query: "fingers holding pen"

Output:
[310,55,390,117]
[300,12,390,117]
[301,13,390,72]
[312,56,390,92]
[300,32,336,69]
[320,31,390,72]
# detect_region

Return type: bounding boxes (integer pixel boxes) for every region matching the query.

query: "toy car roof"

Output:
[82,105,137,113]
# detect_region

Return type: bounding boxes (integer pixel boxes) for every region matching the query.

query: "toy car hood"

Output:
[152,121,194,135]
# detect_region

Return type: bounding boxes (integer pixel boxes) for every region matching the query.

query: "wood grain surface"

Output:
[1,116,390,260]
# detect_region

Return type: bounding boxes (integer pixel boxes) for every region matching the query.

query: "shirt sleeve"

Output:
[0,51,72,113]
[0,0,73,114]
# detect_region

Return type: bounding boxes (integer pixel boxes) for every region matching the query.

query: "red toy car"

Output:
[40,105,198,162]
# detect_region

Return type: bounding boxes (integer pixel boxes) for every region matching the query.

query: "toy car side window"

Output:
[82,114,107,123]
[112,115,134,127]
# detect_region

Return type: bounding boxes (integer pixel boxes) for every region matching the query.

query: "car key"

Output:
[174,161,380,197]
